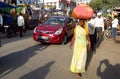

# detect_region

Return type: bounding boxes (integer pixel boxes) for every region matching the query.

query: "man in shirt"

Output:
[17,13,25,37]
[0,13,3,32]
[94,12,104,46]
[88,17,96,52]
[0,13,3,47]
[94,12,104,31]
[111,13,119,39]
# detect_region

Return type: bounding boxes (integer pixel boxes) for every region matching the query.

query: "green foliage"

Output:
[89,0,103,12]
[89,0,120,13]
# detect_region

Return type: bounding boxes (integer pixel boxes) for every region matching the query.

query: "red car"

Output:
[33,16,75,44]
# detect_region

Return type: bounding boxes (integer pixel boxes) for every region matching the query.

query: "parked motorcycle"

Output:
[3,24,16,38]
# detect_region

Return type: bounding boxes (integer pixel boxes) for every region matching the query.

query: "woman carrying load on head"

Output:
[69,18,91,77]
[69,3,93,77]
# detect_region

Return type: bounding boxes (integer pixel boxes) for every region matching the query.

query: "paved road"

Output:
[0,30,120,79]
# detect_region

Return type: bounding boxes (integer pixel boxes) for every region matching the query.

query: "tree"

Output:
[89,0,120,13]
[89,0,103,13]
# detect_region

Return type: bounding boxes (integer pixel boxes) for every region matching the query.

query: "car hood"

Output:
[36,24,63,32]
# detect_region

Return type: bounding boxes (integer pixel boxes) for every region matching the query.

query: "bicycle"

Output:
[95,27,103,41]
[95,27,103,48]
[104,26,112,38]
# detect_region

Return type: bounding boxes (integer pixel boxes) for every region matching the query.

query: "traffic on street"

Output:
[0,0,120,79]
[0,28,120,79]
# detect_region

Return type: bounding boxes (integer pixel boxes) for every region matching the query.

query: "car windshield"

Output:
[44,17,66,25]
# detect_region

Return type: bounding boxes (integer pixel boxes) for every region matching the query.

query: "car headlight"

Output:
[33,27,37,33]
[54,28,63,35]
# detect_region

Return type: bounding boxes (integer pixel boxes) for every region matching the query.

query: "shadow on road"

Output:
[20,61,55,79]
[114,39,120,44]
[96,36,104,48]
[97,59,120,79]
[0,44,49,78]
[85,49,94,70]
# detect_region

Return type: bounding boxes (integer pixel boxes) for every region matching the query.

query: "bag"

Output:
[72,3,94,19]
[116,25,120,30]
[22,26,27,33]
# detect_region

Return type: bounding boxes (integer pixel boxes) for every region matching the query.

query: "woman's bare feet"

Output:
[76,73,82,77]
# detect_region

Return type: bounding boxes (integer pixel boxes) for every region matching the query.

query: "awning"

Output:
[0,2,17,8]
[0,2,19,14]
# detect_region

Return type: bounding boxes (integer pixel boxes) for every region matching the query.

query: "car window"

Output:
[45,17,66,25]
[59,18,66,23]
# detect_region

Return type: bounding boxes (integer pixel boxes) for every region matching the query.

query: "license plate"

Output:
[39,36,48,40]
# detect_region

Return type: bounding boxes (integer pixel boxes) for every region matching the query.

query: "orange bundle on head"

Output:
[72,3,94,19]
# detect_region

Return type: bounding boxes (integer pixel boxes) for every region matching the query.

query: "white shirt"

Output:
[112,18,119,28]
[17,15,24,27]
[87,18,95,35]
[0,14,3,26]
[94,17,104,31]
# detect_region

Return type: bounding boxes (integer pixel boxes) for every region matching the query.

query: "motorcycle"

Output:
[3,23,20,38]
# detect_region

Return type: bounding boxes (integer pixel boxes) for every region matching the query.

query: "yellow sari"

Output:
[70,25,89,73]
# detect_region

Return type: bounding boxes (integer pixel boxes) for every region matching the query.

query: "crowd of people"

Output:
[0,7,119,77]
[0,13,25,37]
[87,12,119,52]
[0,12,26,47]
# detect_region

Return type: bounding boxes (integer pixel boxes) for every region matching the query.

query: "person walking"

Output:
[111,13,119,39]
[94,12,104,32]
[12,12,18,35]
[94,12,104,45]
[0,13,3,27]
[69,19,91,77]
[0,13,3,47]
[105,15,112,30]
[17,13,25,37]
[87,17,96,52]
